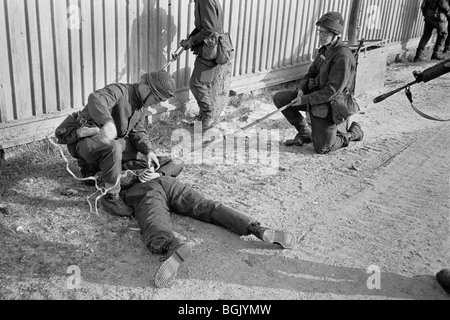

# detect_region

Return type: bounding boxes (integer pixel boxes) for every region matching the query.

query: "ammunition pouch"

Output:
[55,112,98,145]
[330,90,360,125]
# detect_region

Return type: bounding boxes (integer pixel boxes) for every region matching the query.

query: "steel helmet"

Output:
[316,12,345,35]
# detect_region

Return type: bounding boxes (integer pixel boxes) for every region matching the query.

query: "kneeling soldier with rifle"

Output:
[273,12,364,155]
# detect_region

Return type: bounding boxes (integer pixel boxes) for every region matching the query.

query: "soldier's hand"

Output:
[138,167,161,183]
[180,38,192,50]
[147,152,160,171]
[445,62,450,68]
[101,121,118,141]
[291,90,304,106]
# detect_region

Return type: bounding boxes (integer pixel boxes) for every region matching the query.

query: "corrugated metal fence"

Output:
[0,0,424,148]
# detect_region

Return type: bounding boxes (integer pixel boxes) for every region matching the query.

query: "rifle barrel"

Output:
[373,80,417,104]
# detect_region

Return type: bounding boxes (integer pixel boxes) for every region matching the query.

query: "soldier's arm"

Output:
[300,55,354,106]
[190,0,219,46]
[87,84,127,140]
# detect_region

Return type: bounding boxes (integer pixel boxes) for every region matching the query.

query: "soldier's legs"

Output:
[190,59,215,116]
[273,90,311,146]
[76,135,133,216]
[445,19,450,52]
[165,178,295,248]
[165,178,251,235]
[432,21,448,59]
[415,21,435,61]
[190,58,218,129]
[310,111,349,154]
[123,181,176,253]
[75,135,122,192]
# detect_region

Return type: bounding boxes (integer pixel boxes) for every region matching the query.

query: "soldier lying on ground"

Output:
[118,159,295,288]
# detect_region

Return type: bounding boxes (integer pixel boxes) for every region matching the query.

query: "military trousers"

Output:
[445,17,450,49]
[123,177,253,254]
[190,57,218,118]
[418,19,448,53]
[273,90,349,154]
[68,135,141,194]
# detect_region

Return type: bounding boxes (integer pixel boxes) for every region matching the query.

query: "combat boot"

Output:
[431,52,446,60]
[100,193,133,217]
[202,115,218,130]
[436,269,450,294]
[154,240,193,288]
[284,119,312,146]
[347,122,364,142]
[247,222,295,249]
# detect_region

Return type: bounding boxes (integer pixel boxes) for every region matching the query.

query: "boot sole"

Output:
[284,138,312,147]
[262,230,295,249]
[436,269,450,294]
[349,123,364,142]
[154,243,193,288]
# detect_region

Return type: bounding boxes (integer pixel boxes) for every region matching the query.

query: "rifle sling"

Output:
[405,87,450,122]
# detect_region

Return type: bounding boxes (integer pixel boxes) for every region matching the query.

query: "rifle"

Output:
[162,45,186,70]
[373,59,450,121]
[373,59,450,103]
[352,38,365,94]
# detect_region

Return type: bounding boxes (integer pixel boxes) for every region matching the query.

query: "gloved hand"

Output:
[180,38,193,50]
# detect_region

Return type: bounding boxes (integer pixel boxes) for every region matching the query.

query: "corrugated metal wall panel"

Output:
[0,0,426,136]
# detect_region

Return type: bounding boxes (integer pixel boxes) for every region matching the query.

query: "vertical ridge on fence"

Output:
[0,0,432,132]
[0,0,12,122]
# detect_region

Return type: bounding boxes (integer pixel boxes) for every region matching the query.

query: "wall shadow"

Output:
[115,0,181,83]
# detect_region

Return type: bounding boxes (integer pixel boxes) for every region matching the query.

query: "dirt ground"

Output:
[0,57,449,301]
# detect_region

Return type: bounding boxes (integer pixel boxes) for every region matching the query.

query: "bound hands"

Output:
[138,166,162,183]
[147,151,161,171]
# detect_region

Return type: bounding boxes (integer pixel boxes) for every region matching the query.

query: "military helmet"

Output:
[141,70,176,101]
[316,12,345,35]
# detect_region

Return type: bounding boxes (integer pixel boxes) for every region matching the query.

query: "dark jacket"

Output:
[79,83,154,155]
[299,39,356,118]
[421,0,450,22]
[189,0,223,59]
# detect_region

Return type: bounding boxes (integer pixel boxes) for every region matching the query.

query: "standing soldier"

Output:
[444,12,450,53]
[180,0,224,130]
[272,12,364,155]
[414,0,450,62]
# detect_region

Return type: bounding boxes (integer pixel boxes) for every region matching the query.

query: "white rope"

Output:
[47,136,141,215]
